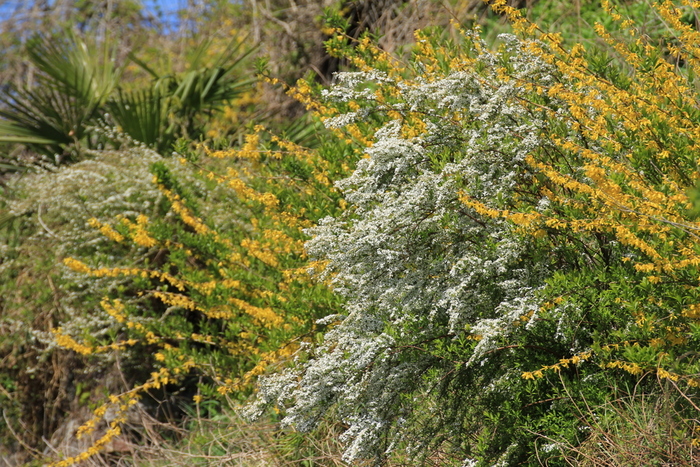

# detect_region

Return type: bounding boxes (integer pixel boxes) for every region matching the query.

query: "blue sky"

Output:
[0,0,187,26]
[142,0,185,25]
[144,0,183,12]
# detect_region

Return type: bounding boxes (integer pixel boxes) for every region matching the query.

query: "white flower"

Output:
[254,32,564,464]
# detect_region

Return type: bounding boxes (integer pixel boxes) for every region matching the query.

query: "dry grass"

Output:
[552,378,700,467]
[108,404,352,467]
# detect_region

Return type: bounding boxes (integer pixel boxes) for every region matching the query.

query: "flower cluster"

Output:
[254,4,700,464]
[254,28,561,465]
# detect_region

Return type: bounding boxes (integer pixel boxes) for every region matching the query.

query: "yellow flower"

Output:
[52,328,93,355]
[88,218,124,242]
[101,298,127,323]
[63,257,93,274]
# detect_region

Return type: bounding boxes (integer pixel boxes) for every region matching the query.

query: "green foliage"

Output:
[43,122,354,464]
[125,35,256,150]
[107,88,174,152]
[0,30,253,161]
[0,144,200,458]
[0,30,121,160]
[251,2,700,465]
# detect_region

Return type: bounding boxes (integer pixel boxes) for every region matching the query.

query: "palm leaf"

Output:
[279,114,326,148]
[0,31,123,158]
[131,35,256,116]
[26,30,120,107]
[107,88,175,153]
[0,87,78,155]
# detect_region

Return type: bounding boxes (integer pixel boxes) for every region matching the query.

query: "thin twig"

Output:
[36,203,61,239]
[2,409,43,457]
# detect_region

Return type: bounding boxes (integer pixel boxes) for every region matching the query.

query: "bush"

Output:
[0,141,199,459]
[253,2,700,465]
[19,1,700,465]
[40,122,355,465]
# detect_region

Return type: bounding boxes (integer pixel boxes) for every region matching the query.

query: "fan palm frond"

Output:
[0,31,123,160]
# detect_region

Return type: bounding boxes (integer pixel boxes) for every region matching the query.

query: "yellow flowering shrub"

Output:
[48,121,355,464]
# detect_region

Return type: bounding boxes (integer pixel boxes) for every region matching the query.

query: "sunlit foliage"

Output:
[254,1,700,465]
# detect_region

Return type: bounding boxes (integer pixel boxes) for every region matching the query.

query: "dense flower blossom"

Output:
[253,32,562,464]
[255,10,700,461]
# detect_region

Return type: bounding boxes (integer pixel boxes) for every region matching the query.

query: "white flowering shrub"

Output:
[2,144,215,336]
[0,141,211,452]
[254,31,565,465]
[254,4,700,464]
